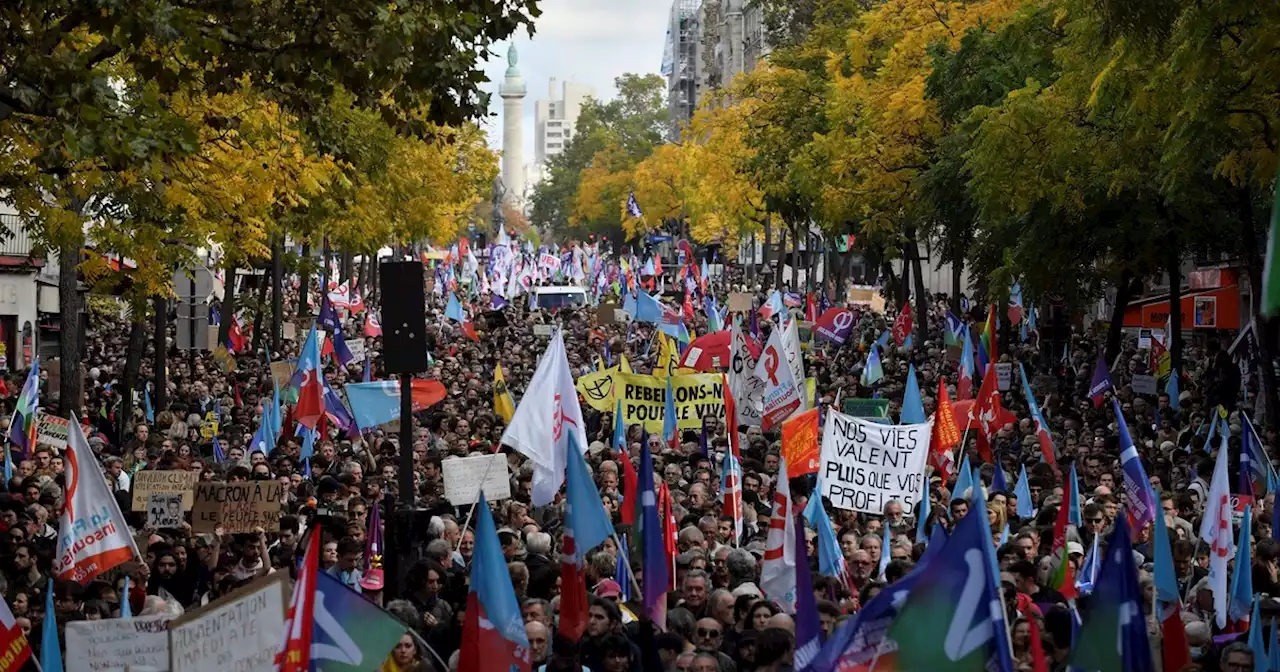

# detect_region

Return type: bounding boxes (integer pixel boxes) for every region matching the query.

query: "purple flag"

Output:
[794,514,821,668]
[1088,352,1113,407]
[1112,398,1156,534]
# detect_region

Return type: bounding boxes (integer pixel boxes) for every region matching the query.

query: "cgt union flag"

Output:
[55,414,139,584]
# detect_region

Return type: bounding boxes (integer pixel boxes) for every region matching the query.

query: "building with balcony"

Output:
[0,206,60,370]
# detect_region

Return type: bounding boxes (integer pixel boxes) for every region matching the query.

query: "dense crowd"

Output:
[0,260,1272,672]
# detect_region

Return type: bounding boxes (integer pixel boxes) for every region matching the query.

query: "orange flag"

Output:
[781,407,821,477]
[930,378,961,480]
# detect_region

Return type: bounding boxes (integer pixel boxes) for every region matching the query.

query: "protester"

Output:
[0,239,1273,672]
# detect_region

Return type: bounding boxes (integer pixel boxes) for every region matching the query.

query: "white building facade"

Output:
[533,78,595,167]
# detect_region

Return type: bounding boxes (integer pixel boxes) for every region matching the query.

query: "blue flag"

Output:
[916,481,932,544]
[565,436,614,559]
[639,440,668,621]
[143,386,155,423]
[318,293,339,331]
[615,534,633,602]
[991,455,1008,493]
[121,576,133,618]
[1089,352,1113,406]
[901,364,925,424]
[312,570,407,672]
[613,399,626,450]
[469,494,529,656]
[1069,515,1154,672]
[1229,505,1254,625]
[1069,462,1083,527]
[211,433,226,462]
[861,347,884,386]
[1152,503,1179,607]
[803,493,846,579]
[662,377,678,447]
[795,515,821,669]
[345,381,404,430]
[920,522,950,567]
[445,292,466,323]
[1113,398,1157,533]
[1167,367,1181,411]
[41,577,62,672]
[877,522,891,578]
[952,453,973,504]
[300,426,317,461]
[1247,599,1266,672]
[1014,466,1033,519]
[331,322,354,366]
[362,355,371,383]
[633,291,666,324]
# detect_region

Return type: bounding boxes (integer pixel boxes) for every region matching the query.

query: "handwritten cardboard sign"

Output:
[131,471,200,512]
[167,573,287,672]
[191,481,283,534]
[148,492,185,529]
[66,613,174,672]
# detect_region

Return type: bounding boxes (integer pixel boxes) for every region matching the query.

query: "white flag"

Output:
[1199,433,1233,629]
[500,330,588,506]
[755,324,802,430]
[55,414,140,583]
[780,318,807,410]
[760,459,797,613]
[729,324,765,427]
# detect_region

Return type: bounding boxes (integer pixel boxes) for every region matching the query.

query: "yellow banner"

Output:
[577,367,619,412]
[615,372,725,433]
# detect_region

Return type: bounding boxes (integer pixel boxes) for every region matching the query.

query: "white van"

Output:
[532,286,588,310]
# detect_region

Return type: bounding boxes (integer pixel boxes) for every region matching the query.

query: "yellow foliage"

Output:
[817,0,1030,231]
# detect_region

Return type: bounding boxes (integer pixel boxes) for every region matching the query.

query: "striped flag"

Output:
[277,527,321,671]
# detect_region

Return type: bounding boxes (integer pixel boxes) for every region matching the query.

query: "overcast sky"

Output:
[478,0,671,157]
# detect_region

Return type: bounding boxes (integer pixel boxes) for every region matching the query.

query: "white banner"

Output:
[66,614,173,672]
[780,320,807,409]
[167,574,287,672]
[729,325,764,427]
[818,410,931,516]
[347,338,367,364]
[442,454,512,504]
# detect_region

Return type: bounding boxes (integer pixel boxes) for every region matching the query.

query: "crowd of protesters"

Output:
[0,258,1272,672]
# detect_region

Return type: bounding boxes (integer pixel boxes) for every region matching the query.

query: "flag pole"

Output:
[610,530,644,599]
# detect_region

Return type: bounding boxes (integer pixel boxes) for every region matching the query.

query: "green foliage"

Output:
[530,73,669,241]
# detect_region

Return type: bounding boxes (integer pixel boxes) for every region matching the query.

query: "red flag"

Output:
[0,593,31,672]
[364,313,382,337]
[277,527,321,671]
[891,303,913,346]
[295,329,325,430]
[1050,494,1077,600]
[1025,604,1048,672]
[971,363,1001,463]
[659,481,678,591]
[461,318,479,342]
[805,293,818,322]
[930,378,961,480]
[1160,603,1191,671]
[227,319,247,353]
[558,528,588,640]
[619,446,639,526]
[233,383,243,408]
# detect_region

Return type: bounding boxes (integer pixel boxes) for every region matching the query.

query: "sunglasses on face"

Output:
[697,628,721,638]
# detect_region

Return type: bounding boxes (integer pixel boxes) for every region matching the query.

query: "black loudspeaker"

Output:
[379,261,429,374]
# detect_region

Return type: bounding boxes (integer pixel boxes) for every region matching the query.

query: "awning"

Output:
[1122,284,1240,330]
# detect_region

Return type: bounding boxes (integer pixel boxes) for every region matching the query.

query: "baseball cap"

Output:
[1067,541,1085,556]
[595,579,622,599]
[360,568,385,592]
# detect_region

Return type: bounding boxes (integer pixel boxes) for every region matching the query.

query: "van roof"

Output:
[533,286,587,295]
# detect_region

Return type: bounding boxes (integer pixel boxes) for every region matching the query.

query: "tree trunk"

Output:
[1166,239,1183,378]
[763,214,772,279]
[1236,186,1277,428]
[783,221,793,289]
[899,242,911,308]
[251,270,268,353]
[271,237,284,352]
[341,251,353,285]
[58,241,84,416]
[119,307,146,440]
[298,243,311,319]
[950,245,964,313]
[153,296,168,414]
[775,223,786,289]
[218,262,238,346]
[1105,268,1135,364]
[909,231,928,347]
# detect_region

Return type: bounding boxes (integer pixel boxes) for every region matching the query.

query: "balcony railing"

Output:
[0,214,35,257]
